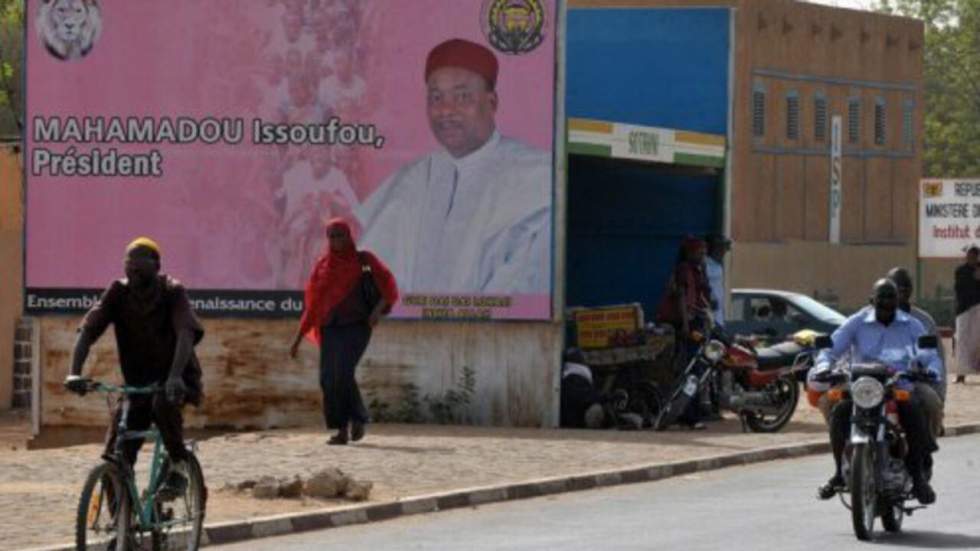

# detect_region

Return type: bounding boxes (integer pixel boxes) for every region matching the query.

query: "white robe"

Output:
[356,131,552,294]
[705,257,725,325]
[955,303,980,375]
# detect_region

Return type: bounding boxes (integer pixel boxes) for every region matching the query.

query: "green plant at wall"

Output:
[366,366,477,424]
[0,0,23,137]
[423,366,476,425]
[876,0,980,178]
[367,383,424,424]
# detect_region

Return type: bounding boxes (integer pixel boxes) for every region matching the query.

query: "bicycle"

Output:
[73,380,206,551]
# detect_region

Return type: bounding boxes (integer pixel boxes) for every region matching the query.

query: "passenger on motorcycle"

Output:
[887,267,946,442]
[807,279,941,505]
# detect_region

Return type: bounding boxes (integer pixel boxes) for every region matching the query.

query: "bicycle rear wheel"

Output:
[76,462,131,551]
[153,453,206,551]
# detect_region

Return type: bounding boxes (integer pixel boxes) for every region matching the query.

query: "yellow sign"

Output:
[572,304,643,349]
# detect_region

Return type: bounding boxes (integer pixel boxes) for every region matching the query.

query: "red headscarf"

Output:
[299,218,399,344]
[681,235,706,259]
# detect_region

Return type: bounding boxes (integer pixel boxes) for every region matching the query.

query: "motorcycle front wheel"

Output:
[744,376,799,433]
[850,443,878,541]
[880,500,904,533]
[653,373,699,431]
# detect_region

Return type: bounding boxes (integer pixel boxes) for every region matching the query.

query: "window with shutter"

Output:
[814,95,827,142]
[786,92,799,140]
[874,97,886,146]
[753,89,766,137]
[847,99,860,144]
[903,100,914,149]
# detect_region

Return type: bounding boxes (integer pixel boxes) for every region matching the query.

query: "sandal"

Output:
[351,423,365,442]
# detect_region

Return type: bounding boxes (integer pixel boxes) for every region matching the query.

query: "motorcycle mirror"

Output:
[917,335,939,349]
[814,335,833,349]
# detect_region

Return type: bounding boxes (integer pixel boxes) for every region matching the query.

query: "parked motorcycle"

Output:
[654,327,818,432]
[812,335,938,541]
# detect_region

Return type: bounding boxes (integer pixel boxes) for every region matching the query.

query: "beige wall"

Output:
[730,240,915,312]
[37,317,562,431]
[0,147,23,410]
[920,259,960,300]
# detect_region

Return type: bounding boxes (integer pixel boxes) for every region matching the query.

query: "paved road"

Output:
[214,435,980,550]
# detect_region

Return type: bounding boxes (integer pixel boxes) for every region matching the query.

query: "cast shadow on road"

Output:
[353,442,456,455]
[875,530,980,549]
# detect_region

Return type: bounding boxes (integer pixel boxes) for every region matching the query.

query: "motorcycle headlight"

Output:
[703,340,726,363]
[851,376,885,409]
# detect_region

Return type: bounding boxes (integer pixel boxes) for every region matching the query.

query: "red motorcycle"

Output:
[654,327,818,432]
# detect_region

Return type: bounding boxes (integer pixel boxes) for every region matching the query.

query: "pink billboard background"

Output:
[26,0,556,319]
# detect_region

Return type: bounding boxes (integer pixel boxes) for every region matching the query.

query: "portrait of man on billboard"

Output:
[356,38,552,296]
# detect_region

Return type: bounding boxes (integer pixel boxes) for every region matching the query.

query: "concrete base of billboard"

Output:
[33,316,562,434]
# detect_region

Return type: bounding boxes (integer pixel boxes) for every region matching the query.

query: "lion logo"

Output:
[36,0,103,61]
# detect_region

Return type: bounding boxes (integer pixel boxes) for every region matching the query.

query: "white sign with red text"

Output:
[919,179,980,258]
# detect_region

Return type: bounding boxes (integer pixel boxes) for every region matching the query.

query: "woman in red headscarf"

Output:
[655,235,713,430]
[656,235,712,337]
[290,218,399,445]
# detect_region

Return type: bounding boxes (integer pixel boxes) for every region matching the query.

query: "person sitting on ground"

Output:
[560,348,602,429]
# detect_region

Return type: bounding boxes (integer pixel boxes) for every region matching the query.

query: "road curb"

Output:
[25,423,980,550]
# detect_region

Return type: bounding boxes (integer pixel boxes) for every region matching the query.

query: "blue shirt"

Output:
[705,257,725,325]
[808,307,942,391]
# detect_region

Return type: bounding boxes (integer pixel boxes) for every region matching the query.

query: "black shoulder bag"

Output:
[358,252,382,312]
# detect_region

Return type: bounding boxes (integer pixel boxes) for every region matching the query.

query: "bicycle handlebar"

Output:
[80,379,161,395]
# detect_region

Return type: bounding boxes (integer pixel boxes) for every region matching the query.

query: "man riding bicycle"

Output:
[64,237,204,499]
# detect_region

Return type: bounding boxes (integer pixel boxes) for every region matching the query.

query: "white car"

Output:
[727,288,846,339]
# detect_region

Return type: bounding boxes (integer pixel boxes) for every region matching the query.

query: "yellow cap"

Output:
[125,236,162,257]
[793,329,819,346]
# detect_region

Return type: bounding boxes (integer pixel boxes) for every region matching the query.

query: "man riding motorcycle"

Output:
[807,279,941,505]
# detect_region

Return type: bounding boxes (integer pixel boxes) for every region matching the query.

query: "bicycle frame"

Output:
[98,383,180,532]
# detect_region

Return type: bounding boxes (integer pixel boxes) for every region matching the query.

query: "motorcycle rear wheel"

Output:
[743,376,799,433]
[850,443,877,541]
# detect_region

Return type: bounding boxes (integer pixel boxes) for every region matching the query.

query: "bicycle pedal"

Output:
[155,473,188,502]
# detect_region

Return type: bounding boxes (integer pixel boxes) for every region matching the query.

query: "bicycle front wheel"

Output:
[153,453,206,551]
[76,462,131,551]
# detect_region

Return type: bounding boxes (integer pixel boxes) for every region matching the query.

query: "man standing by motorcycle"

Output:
[808,279,941,505]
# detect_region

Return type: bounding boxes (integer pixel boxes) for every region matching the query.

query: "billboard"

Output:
[919,179,980,258]
[25,0,557,320]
